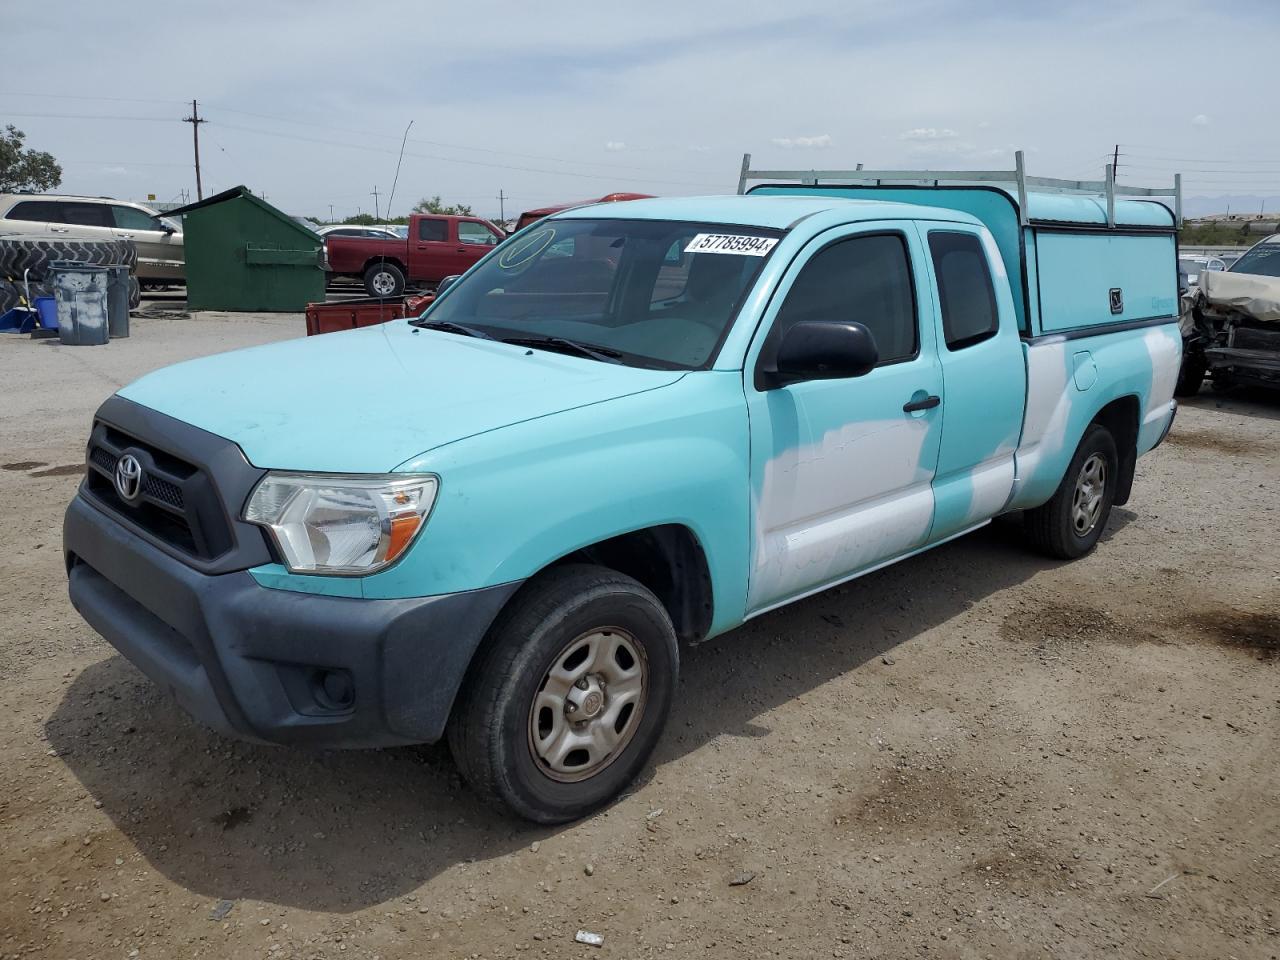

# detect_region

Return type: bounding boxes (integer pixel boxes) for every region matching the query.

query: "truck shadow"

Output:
[46,519,1059,913]
[1180,386,1280,421]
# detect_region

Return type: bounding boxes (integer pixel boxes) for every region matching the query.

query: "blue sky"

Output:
[5,0,1279,219]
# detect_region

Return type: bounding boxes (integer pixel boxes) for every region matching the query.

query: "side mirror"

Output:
[160,222,175,235]
[765,321,879,388]
[436,274,461,295]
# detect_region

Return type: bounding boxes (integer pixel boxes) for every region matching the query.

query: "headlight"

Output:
[244,473,437,575]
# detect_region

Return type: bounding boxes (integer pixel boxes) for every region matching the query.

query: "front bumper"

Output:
[1205,346,1280,389]
[65,494,519,748]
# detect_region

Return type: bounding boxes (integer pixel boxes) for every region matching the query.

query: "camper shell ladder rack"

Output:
[736,150,1183,227]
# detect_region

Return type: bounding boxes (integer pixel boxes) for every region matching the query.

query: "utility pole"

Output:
[183,100,207,200]
[498,188,506,223]
[328,203,334,223]
[1112,144,1119,181]
[371,186,380,221]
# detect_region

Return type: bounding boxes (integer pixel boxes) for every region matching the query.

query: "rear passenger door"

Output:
[744,224,944,614]
[49,200,116,243]
[918,226,1027,541]
[412,216,457,281]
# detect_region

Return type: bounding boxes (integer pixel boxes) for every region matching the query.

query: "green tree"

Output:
[0,125,62,193]
[413,195,473,216]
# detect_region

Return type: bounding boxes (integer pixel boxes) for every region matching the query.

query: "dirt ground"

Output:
[1,312,1277,960]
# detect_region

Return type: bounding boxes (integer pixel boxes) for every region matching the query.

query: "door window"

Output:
[772,233,917,364]
[418,218,448,242]
[56,202,113,228]
[458,221,500,245]
[928,232,999,350]
[112,205,161,230]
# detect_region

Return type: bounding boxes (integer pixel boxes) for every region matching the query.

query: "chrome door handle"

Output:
[903,395,941,413]
[51,227,70,233]
[119,233,135,239]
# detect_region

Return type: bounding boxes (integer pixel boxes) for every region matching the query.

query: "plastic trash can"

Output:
[105,264,131,338]
[51,262,109,346]
[34,296,58,330]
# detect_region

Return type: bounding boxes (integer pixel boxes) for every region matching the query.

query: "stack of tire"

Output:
[0,235,140,315]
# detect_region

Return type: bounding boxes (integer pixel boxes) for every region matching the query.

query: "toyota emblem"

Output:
[114,453,143,502]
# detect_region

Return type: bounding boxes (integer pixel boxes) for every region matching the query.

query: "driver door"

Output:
[744,224,943,614]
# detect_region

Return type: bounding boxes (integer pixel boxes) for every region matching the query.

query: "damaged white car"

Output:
[1177,235,1280,395]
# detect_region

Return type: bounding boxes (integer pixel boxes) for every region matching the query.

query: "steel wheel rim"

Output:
[527,627,649,784]
[371,270,396,295]
[1071,452,1107,536]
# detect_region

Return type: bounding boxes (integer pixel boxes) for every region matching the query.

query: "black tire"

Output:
[448,564,678,824]
[0,235,137,279]
[363,261,405,298]
[1024,423,1119,560]
[1174,356,1206,397]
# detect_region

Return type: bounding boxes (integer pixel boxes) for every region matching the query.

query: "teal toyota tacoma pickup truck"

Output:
[64,157,1182,823]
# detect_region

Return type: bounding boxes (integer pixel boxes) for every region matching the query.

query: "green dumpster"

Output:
[164,186,324,312]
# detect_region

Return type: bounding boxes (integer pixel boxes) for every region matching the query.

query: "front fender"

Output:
[368,372,753,635]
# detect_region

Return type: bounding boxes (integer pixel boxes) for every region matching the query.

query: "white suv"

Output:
[0,194,184,284]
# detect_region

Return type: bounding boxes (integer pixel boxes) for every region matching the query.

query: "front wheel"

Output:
[1024,423,1118,560]
[363,261,405,298]
[447,565,678,824]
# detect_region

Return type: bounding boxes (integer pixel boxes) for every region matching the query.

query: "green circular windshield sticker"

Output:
[498,227,556,270]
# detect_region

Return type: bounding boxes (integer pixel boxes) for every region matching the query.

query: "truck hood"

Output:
[117,320,686,471]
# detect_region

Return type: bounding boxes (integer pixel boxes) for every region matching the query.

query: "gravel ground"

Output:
[1,313,1277,960]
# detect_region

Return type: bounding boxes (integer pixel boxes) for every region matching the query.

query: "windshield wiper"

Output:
[502,335,624,364]
[409,318,496,340]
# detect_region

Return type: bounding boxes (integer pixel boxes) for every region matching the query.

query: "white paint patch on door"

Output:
[748,416,934,611]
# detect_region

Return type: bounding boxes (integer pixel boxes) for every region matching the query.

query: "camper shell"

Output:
[739,151,1181,341]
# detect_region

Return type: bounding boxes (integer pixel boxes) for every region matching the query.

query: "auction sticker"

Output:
[684,233,777,256]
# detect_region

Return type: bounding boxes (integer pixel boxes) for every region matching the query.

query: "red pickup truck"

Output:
[325,213,505,297]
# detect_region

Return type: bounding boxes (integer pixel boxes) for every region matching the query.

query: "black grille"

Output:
[143,473,184,509]
[84,423,227,560]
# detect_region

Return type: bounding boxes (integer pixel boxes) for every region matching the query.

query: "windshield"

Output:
[420,218,781,369]
[1229,241,1280,278]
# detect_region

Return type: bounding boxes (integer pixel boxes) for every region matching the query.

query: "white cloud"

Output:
[900,127,959,141]
[770,134,832,149]
[1191,114,1210,126]
[604,140,626,151]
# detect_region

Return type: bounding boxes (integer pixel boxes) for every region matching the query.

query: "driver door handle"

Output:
[903,395,941,413]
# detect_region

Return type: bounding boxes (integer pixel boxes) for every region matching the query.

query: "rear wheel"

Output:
[448,564,678,824]
[363,261,405,298]
[1025,423,1118,560]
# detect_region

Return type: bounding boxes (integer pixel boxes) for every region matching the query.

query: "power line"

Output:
[3,111,175,122]
[0,91,186,106]
[199,101,725,179]
[211,120,724,189]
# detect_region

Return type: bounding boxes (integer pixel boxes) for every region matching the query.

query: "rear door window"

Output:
[57,202,113,228]
[418,218,448,242]
[928,232,1000,350]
